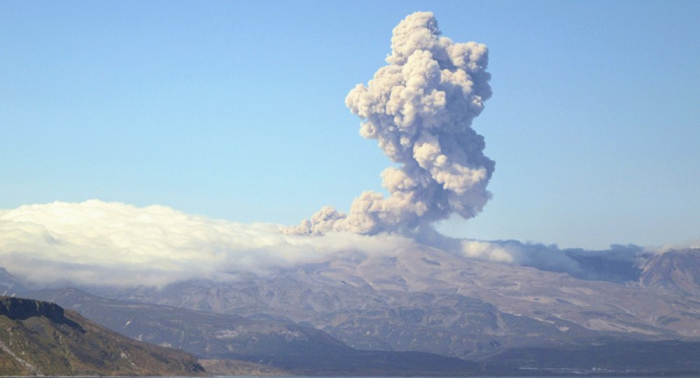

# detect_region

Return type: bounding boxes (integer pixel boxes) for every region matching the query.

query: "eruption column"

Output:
[287,12,494,235]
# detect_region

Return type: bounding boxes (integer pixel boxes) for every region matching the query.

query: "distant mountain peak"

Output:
[0,267,25,294]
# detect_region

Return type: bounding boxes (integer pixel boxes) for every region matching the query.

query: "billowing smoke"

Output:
[287,12,494,235]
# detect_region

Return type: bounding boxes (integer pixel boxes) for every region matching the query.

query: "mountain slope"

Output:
[0,267,25,296]
[15,288,700,376]
[640,249,700,297]
[6,246,700,375]
[23,287,352,360]
[22,288,486,375]
[0,296,205,376]
[97,245,700,359]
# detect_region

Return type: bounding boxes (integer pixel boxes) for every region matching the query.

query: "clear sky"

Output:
[2,0,699,249]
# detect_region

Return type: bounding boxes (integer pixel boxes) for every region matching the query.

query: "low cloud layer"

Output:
[0,200,652,288]
[460,240,645,283]
[287,11,494,235]
[0,200,414,288]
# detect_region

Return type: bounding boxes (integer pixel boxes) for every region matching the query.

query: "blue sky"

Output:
[2,0,699,249]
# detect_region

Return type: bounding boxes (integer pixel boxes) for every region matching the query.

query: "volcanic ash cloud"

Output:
[287,12,494,236]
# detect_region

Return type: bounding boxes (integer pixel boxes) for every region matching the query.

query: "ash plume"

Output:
[287,12,494,235]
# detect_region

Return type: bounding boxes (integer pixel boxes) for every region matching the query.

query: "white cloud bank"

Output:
[0,200,662,288]
[0,200,415,287]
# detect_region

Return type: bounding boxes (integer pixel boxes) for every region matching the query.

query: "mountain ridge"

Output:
[20,287,487,376]
[91,245,700,358]
[640,249,700,297]
[7,247,700,375]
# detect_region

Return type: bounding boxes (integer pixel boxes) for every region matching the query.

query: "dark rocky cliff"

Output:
[0,296,74,324]
[0,296,205,376]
